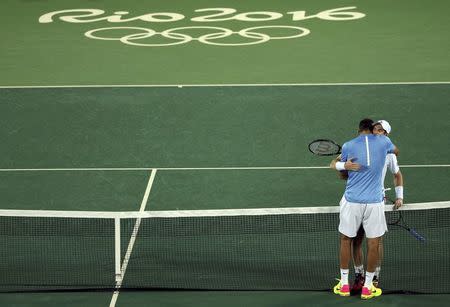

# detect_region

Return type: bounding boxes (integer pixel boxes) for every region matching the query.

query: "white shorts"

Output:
[338,196,387,238]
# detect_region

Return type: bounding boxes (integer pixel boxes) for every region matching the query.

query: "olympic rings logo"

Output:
[84,25,310,47]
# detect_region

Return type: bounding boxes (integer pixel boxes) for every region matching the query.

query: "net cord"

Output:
[0,201,448,219]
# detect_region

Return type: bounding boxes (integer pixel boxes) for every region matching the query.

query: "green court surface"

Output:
[0,171,150,211]
[1,85,449,168]
[0,85,449,212]
[0,0,449,306]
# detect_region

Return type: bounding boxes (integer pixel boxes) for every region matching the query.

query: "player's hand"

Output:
[344,158,361,171]
[394,198,403,210]
[329,155,342,169]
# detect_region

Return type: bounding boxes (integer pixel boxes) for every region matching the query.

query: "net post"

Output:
[114,217,122,283]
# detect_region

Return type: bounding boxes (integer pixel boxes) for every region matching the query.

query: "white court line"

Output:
[0,165,449,172]
[109,169,157,307]
[0,81,449,89]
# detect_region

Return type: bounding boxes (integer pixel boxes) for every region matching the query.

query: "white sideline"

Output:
[109,169,157,307]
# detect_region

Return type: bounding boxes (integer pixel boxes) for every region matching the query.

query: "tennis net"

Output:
[0,201,449,293]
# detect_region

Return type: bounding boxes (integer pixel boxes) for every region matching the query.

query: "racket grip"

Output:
[410,229,426,242]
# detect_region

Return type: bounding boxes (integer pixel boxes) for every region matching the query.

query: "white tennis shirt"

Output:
[382,153,400,195]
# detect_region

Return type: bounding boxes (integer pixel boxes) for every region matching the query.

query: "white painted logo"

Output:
[39,7,365,47]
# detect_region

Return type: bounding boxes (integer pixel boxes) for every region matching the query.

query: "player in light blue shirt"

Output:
[333,118,395,299]
[351,120,403,292]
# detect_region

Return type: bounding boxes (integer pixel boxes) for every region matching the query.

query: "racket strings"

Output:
[308,139,341,156]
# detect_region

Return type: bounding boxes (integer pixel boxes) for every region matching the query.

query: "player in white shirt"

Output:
[378,121,403,209]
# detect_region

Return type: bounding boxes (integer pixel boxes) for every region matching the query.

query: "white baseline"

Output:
[0,81,449,89]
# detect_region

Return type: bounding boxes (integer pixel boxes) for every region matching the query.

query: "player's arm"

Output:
[331,158,360,172]
[393,171,403,209]
[329,155,339,169]
[385,136,399,156]
[393,170,403,187]
[330,155,349,180]
[393,146,399,156]
[330,143,361,173]
[388,154,403,209]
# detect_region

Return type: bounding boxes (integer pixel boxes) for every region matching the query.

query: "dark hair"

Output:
[359,118,374,132]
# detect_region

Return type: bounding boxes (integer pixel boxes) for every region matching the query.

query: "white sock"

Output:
[375,267,381,278]
[364,271,375,288]
[354,265,364,275]
[340,269,349,285]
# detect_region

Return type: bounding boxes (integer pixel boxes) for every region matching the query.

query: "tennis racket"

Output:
[308,139,341,156]
[385,197,426,243]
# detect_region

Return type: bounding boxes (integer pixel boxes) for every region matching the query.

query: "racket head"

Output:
[387,210,401,225]
[385,198,402,225]
[308,139,341,156]
[385,199,427,242]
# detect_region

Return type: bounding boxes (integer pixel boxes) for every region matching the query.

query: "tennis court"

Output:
[1,0,449,306]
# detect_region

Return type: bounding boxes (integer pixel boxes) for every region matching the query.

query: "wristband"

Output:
[395,186,404,199]
[335,161,346,171]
